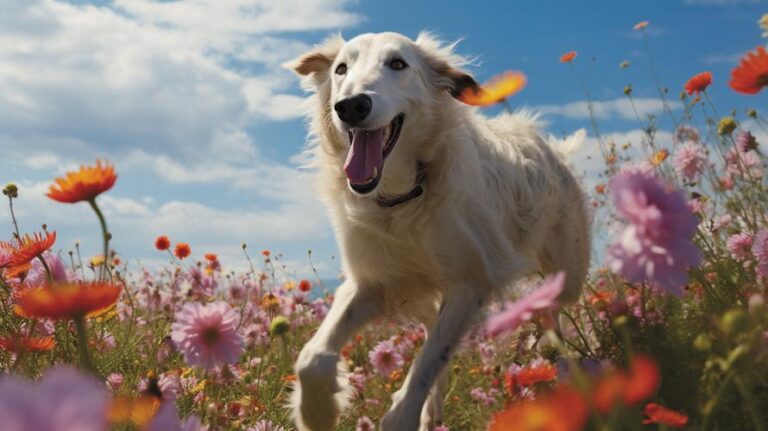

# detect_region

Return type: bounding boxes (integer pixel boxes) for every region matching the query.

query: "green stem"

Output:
[36,254,53,283]
[7,195,21,240]
[735,376,767,431]
[73,315,97,374]
[88,199,110,281]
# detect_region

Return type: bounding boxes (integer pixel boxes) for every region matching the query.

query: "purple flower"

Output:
[0,366,109,431]
[753,230,768,277]
[672,141,707,183]
[171,301,244,370]
[606,172,701,295]
[368,340,404,378]
[485,272,564,337]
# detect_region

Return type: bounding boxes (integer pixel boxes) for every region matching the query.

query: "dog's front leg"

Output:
[381,284,487,431]
[291,280,380,431]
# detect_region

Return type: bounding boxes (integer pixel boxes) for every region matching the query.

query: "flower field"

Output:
[1,17,768,431]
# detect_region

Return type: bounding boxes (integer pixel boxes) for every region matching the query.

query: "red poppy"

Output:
[298,279,312,292]
[0,335,56,352]
[593,355,660,413]
[7,231,56,267]
[204,253,218,262]
[560,51,577,63]
[729,46,768,95]
[47,160,117,203]
[643,403,689,428]
[684,72,713,95]
[174,243,191,259]
[19,282,122,320]
[488,385,588,431]
[154,235,171,251]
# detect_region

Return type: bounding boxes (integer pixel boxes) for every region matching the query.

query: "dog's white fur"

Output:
[287,32,590,431]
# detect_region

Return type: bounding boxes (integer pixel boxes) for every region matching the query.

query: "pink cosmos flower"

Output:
[753,230,768,277]
[368,340,405,378]
[0,366,109,431]
[356,416,375,431]
[485,272,565,337]
[727,233,754,261]
[24,252,70,287]
[107,372,124,391]
[606,172,701,294]
[248,419,286,431]
[672,142,707,183]
[725,147,764,179]
[171,301,244,370]
[735,131,758,153]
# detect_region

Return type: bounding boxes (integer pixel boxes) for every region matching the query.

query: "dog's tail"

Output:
[547,128,586,159]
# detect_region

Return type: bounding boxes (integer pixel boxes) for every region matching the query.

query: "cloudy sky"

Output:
[1,0,766,279]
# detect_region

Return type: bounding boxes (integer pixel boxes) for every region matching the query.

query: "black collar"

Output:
[376,162,427,208]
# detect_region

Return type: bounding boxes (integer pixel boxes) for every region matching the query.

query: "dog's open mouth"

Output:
[343,114,405,194]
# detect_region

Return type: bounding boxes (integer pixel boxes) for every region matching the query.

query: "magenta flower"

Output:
[171,301,244,370]
[727,233,754,262]
[368,340,404,378]
[672,141,707,183]
[0,366,109,431]
[606,172,701,295]
[485,272,565,337]
[753,230,768,277]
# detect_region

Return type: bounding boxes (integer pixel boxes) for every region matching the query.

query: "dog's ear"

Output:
[285,34,345,78]
[415,31,479,99]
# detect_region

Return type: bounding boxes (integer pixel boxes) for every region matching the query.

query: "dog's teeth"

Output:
[372,167,378,178]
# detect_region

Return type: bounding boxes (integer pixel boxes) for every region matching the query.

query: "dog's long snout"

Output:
[334,94,372,125]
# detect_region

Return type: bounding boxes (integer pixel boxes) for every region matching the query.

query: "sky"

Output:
[1,0,766,280]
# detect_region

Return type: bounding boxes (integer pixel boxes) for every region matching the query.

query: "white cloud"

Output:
[539,97,682,121]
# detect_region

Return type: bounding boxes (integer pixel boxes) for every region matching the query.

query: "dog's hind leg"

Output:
[539,214,590,305]
[291,280,381,431]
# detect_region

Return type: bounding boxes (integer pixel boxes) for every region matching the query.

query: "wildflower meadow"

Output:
[2,13,768,431]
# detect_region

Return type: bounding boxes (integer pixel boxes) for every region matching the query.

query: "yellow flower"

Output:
[651,149,669,166]
[717,117,737,136]
[191,379,207,394]
[90,255,105,267]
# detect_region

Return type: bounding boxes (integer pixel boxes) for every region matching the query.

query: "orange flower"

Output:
[155,235,171,251]
[47,160,117,203]
[261,293,281,313]
[174,243,191,259]
[261,250,271,257]
[19,282,121,319]
[298,279,312,292]
[458,71,527,107]
[651,149,669,166]
[107,395,161,427]
[560,51,577,63]
[593,355,660,413]
[488,386,588,431]
[0,335,55,352]
[505,363,558,393]
[634,21,649,30]
[643,403,688,428]
[684,71,712,95]
[204,253,218,261]
[729,46,768,95]
[7,231,56,267]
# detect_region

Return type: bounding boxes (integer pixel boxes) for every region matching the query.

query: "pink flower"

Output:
[0,366,109,431]
[753,230,768,277]
[485,272,564,337]
[171,301,244,370]
[247,419,286,431]
[435,426,450,431]
[606,172,701,295]
[107,372,124,391]
[368,340,404,378]
[356,416,375,431]
[24,252,70,287]
[672,142,707,183]
[727,233,754,261]
[673,125,700,144]
[725,147,763,179]
[735,131,758,153]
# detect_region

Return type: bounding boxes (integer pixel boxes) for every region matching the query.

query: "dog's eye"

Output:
[335,63,347,75]
[389,59,408,71]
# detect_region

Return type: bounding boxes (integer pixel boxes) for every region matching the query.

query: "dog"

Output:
[286,31,590,431]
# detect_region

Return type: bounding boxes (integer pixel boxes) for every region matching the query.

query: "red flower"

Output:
[174,243,191,259]
[154,235,171,251]
[19,282,121,319]
[505,362,558,394]
[593,355,660,413]
[685,71,712,95]
[47,160,117,203]
[488,385,588,431]
[729,46,768,95]
[7,231,56,267]
[0,335,56,352]
[298,279,312,292]
[204,253,218,262]
[261,250,271,257]
[560,51,577,63]
[643,403,689,428]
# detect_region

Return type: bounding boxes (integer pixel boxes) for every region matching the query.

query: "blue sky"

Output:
[1,0,766,279]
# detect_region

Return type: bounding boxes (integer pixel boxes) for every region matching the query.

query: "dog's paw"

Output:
[380,403,421,431]
[291,350,342,431]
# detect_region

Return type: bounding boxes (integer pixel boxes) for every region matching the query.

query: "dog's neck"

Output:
[375,161,427,208]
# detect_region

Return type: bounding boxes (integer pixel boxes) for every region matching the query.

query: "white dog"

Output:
[287,32,590,431]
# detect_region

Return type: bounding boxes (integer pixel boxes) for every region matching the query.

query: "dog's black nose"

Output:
[334,94,372,125]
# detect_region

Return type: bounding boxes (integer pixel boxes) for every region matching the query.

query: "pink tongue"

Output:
[343,128,385,184]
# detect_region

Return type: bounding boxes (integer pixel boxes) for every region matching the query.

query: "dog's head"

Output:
[288,32,478,196]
